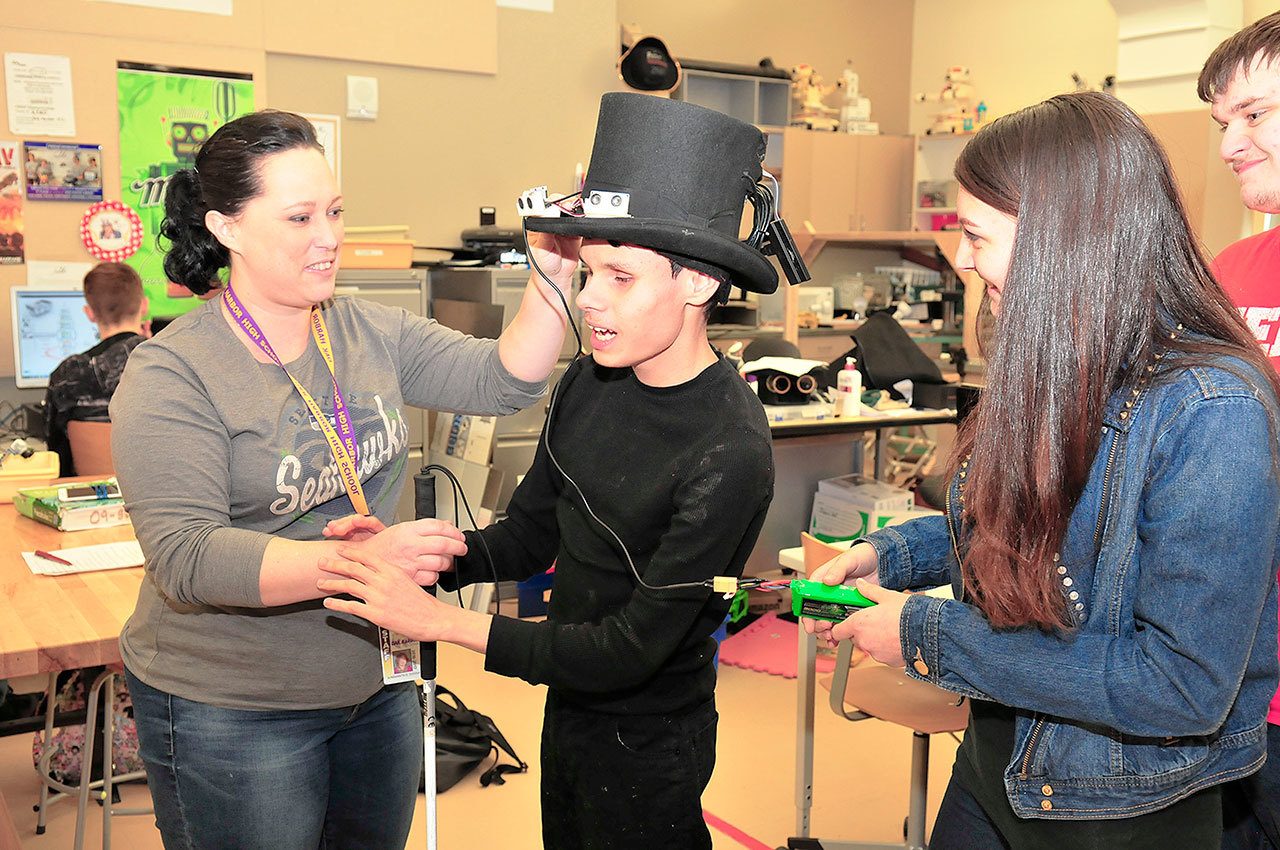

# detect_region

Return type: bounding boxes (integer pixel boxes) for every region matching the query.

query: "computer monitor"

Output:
[11,288,101,389]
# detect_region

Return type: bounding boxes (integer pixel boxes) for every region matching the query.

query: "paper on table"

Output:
[23,541,144,576]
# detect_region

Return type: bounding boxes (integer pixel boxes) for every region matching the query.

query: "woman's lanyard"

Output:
[222,285,370,516]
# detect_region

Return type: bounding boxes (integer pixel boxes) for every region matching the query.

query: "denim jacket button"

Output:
[1041,799,1053,810]
[912,648,930,677]
[1041,784,1054,796]
[1057,565,1067,575]
[1062,577,1073,587]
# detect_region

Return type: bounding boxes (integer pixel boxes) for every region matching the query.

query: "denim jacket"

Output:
[865,354,1280,820]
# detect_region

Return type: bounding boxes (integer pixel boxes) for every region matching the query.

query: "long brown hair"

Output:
[951,91,1280,631]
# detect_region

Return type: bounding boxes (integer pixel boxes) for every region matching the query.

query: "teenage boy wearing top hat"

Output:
[317,92,788,848]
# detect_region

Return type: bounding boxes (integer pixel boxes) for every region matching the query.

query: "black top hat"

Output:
[524,93,779,294]
[618,36,681,93]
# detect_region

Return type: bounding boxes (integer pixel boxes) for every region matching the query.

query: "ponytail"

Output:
[159,168,227,295]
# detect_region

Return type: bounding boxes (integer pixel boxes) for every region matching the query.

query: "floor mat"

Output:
[718,612,836,678]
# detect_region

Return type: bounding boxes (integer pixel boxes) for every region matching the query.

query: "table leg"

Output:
[34,672,56,835]
[874,430,886,481]
[795,627,816,837]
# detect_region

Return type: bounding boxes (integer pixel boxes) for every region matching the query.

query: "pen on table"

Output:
[34,550,74,567]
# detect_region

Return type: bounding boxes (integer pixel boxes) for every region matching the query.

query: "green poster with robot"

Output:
[117,63,254,318]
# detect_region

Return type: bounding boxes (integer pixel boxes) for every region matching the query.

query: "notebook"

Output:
[22,541,144,576]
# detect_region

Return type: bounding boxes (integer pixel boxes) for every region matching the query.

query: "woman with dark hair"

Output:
[109,109,574,849]
[805,91,1280,848]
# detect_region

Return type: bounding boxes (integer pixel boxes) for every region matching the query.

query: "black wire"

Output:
[423,463,502,612]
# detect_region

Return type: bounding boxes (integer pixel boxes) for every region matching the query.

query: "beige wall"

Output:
[910,0,1118,134]
[266,0,616,249]
[617,0,916,135]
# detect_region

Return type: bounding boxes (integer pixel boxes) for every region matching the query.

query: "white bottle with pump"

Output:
[837,357,862,417]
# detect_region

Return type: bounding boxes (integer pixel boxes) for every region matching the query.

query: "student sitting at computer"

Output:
[44,261,148,476]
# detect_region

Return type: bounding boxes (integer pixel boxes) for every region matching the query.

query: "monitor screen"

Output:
[11,289,101,389]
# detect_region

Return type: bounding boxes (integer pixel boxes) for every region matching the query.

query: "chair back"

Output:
[799,531,968,734]
[800,531,848,576]
[66,420,115,477]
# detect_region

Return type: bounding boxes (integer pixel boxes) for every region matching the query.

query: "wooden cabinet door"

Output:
[804,132,860,232]
[853,135,913,232]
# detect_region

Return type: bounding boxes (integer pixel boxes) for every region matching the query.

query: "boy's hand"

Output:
[319,548,450,642]
[527,230,582,300]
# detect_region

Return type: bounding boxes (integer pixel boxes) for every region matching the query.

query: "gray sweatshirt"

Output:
[111,297,544,710]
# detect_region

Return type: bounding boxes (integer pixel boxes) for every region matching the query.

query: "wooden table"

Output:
[0,504,141,679]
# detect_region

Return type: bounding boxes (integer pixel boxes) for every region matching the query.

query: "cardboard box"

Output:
[339,239,414,269]
[0,451,59,504]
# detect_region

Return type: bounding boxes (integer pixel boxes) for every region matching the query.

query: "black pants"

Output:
[930,777,1223,850]
[1224,724,1280,850]
[539,692,718,850]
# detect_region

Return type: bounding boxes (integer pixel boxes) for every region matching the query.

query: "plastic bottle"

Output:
[837,357,861,417]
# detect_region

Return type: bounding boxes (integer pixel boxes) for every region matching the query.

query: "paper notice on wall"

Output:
[300,113,340,185]
[0,140,24,265]
[5,54,76,137]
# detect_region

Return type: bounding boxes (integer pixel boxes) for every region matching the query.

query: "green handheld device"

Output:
[790,578,876,622]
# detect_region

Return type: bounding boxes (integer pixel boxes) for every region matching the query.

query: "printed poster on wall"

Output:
[117,61,253,317]
[0,141,24,265]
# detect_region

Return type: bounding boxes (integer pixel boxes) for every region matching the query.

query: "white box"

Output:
[817,474,913,512]
[796,287,835,324]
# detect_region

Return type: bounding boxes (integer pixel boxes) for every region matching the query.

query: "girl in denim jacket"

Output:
[805,92,1280,849]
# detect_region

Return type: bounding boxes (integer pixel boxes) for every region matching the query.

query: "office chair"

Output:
[66,420,115,477]
[802,532,968,850]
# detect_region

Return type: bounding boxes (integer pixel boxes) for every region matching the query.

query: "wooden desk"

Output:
[0,505,141,679]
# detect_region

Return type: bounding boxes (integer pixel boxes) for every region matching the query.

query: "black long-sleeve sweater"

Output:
[447,353,774,715]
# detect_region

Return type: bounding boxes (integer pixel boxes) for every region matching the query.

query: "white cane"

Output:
[414,469,438,850]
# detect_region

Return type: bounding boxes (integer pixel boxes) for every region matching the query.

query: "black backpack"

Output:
[422,684,527,793]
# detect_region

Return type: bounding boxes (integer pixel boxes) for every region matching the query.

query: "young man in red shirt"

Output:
[1201,12,1280,848]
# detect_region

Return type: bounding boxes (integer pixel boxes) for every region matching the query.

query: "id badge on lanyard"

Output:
[223,286,422,685]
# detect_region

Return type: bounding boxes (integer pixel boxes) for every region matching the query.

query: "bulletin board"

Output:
[0,25,268,378]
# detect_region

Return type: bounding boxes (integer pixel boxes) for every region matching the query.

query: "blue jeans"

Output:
[125,668,422,850]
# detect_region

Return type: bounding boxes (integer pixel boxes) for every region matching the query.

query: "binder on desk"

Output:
[13,480,129,531]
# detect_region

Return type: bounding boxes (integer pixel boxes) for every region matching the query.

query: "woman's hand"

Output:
[318,548,452,642]
[801,542,880,642]
[335,518,466,586]
[323,514,386,542]
[827,580,910,668]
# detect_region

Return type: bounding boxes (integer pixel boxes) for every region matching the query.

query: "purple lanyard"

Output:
[222,285,359,471]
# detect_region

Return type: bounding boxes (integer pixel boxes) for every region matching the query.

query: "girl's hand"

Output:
[827,580,910,668]
[801,542,880,641]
